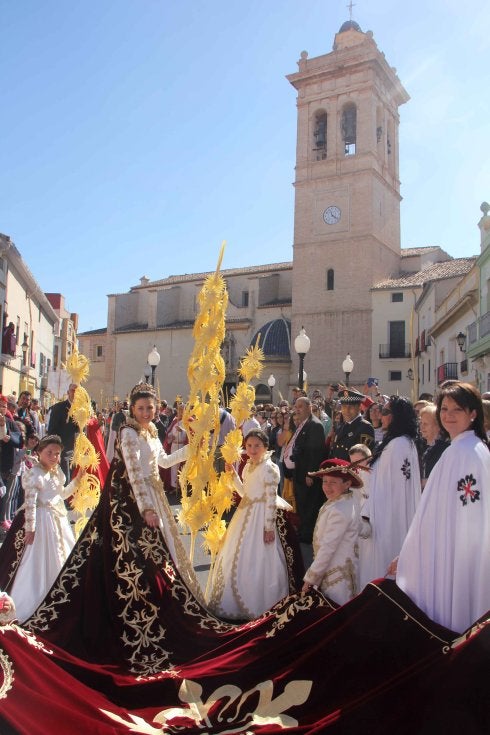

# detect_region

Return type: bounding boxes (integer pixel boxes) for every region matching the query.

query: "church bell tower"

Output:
[287,20,409,387]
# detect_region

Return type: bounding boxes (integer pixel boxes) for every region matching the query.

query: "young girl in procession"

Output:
[207,428,303,620]
[0,434,85,623]
[302,458,362,606]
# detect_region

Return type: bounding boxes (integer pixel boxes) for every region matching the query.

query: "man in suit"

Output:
[284,396,327,543]
[47,383,78,484]
[329,388,375,460]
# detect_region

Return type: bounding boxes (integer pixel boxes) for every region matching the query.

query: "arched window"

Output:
[326,268,334,291]
[342,103,357,155]
[313,111,327,160]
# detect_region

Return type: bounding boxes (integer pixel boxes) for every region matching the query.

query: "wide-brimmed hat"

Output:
[338,388,365,404]
[308,458,364,488]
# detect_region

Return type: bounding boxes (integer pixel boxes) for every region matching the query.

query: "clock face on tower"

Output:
[323,205,341,225]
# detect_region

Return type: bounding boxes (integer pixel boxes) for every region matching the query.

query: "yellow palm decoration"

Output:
[73,433,99,471]
[202,518,227,558]
[178,242,230,561]
[238,340,264,384]
[62,346,101,536]
[65,348,90,385]
[71,473,100,538]
[177,240,264,586]
[219,428,244,465]
[227,382,255,428]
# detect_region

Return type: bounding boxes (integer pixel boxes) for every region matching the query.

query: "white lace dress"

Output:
[207,453,291,620]
[9,465,77,623]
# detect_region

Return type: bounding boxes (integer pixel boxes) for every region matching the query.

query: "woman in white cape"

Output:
[359,396,421,588]
[396,382,490,633]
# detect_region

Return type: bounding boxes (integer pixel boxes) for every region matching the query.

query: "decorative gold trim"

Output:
[0,648,13,699]
[319,557,357,599]
[446,617,490,653]
[369,582,452,646]
[276,510,297,595]
[265,592,333,639]
[125,417,158,439]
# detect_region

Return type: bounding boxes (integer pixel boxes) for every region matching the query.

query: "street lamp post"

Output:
[294,327,310,392]
[147,346,161,387]
[267,374,276,404]
[342,354,354,386]
[143,364,152,384]
[456,332,467,353]
[21,337,29,392]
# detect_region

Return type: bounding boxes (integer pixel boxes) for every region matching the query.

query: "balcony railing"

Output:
[482,311,490,339]
[437,362,458,384]
[467,312,490,346]
[379,343,411,359]
[468,320,477,346]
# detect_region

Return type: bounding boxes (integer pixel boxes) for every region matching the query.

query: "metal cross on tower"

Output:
[346,1,356,20]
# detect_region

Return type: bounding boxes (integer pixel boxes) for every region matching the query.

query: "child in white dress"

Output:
[6,435,83,623]
[207,429,297,620]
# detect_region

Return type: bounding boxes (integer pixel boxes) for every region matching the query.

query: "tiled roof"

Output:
[251,318,291,357]
[400,246,442,257]
[372,258,476,290]
[131,262,293,290]
[78,327,107,336]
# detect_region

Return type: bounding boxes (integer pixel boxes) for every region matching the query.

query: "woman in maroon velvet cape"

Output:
[17,385,304,675]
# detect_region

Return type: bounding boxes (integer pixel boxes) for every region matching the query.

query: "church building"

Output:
[78,20,477,406]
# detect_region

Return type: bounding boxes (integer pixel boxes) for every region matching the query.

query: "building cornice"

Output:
[0,234,59,326]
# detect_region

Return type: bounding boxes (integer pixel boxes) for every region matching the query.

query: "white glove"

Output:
[359,517,372,539]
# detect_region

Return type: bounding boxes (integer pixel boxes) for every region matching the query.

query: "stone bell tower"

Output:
[287,20,409,388]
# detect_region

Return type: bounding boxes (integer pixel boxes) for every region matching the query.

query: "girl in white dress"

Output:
[7,435,83,623]
[207,429,296,620]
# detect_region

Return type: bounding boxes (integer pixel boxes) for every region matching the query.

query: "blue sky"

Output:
[1,0,487,332]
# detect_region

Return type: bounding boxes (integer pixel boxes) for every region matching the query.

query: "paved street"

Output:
[168,495,212,593]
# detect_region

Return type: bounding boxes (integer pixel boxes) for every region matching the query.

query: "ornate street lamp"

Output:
[456,332,467,353]
[147,345,161,387]
[342,353,354,386]
[294,327,310,391]
[143,364,152,383]
[267,374,276,404]
[21,337,29,367]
